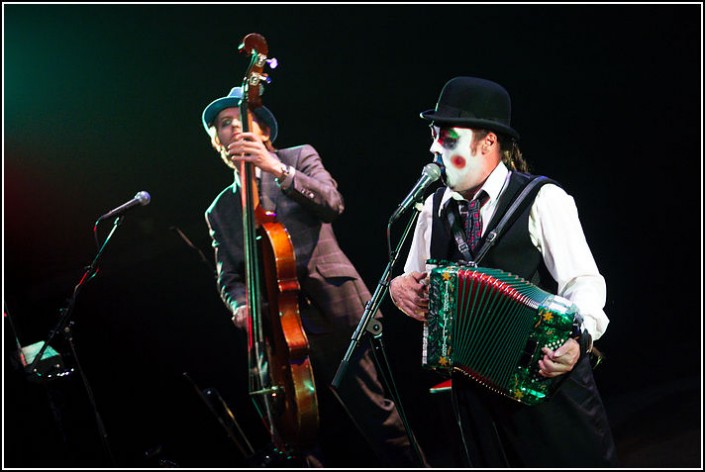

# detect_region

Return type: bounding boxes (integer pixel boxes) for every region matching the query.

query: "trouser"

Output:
[305,326,427,468]
[452,355,618,467]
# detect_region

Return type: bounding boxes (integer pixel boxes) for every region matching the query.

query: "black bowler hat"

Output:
[420,77,520,141]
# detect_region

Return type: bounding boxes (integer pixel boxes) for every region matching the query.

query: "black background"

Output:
[4,4,702,468]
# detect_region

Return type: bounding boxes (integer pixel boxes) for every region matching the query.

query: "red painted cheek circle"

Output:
[451,155,466,169]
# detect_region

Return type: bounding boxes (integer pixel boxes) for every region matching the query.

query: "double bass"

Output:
[236,33,319,452]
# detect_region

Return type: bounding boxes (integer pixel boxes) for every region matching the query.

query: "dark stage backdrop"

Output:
[4,4,702,468]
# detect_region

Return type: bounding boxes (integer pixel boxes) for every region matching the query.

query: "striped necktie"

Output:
[458,190,488,255]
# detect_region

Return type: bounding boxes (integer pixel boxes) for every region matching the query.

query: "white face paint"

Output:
[430,127,483,193]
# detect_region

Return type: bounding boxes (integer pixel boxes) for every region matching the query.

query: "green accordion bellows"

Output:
[422,262,579,406]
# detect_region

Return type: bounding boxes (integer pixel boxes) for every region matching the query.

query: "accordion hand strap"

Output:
[472,175,552,266]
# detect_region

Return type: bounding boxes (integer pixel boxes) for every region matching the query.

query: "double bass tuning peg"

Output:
[260,58,277,84]
[252,73,271,85]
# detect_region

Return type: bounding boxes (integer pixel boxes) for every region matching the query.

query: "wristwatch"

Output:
[275,162,290,184]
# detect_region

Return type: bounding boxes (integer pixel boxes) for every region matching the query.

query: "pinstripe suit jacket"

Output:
[205,144,375,333]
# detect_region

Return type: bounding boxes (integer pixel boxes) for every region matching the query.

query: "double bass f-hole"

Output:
[236,32,319,452]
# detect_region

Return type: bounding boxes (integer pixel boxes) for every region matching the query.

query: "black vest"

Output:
[429,172,558,293]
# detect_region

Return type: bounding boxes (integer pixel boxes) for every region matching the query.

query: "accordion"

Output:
[422,262,579,405]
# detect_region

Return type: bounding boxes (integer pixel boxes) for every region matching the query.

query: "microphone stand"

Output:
[169,226,217,279]
[332,202,425,467]
[27,216,125,466]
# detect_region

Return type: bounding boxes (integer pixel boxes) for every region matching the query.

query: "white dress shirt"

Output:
[404,162,609,340]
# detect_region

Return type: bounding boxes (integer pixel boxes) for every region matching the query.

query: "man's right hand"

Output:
[232,305,249,329]
[389,271,430,322]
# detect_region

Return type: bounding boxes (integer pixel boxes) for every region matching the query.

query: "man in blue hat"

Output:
[389,77,617,467]
[202,86,426,467]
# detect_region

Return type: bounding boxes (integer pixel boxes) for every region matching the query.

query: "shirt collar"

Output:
[438,162,510,217]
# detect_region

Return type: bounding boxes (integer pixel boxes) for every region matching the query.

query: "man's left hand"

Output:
[538,337,580,378]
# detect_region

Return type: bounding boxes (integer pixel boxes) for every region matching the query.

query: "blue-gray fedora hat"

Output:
[202,86,279,143]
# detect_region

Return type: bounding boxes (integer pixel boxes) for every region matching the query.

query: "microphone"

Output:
[99,191,151,220]
[389,163,442,223]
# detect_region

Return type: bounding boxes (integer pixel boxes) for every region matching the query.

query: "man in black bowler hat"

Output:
[389,76,618,467]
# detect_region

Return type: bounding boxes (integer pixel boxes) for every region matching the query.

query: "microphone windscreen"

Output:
[423,163,442,180]
[135,191,151,206]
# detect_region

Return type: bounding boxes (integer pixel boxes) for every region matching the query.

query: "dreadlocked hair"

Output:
[473,129,529,173]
